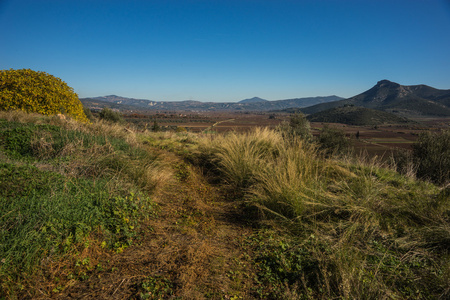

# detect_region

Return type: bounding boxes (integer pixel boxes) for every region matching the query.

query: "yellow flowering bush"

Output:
[0,69,88,122]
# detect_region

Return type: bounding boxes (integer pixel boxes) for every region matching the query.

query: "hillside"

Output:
[1,111,449,299]
[81,95,343,112]
[307,105,411,125]
[302,80,450,116]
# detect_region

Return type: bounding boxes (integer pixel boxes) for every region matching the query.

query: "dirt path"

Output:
[51,164,255,299]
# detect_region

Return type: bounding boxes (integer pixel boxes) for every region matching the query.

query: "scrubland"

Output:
[0,110,449,299]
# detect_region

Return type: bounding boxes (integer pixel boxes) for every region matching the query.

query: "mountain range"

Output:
[302,80,450,117]
[80,95,343,112]
[80,80,450,117]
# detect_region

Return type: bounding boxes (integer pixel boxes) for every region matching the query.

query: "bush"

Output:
[318,125,351,157]
[83,106,95,122]
[0,69,88,122]
[413,130,450,185]
[278,112,312,142]
[99,107,124,124]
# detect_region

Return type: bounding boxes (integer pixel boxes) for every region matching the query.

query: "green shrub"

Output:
[318,125,351,157]
[0,69,88,122]
[83,106,95,122]
[278,112,312,142]
[99,107,124,124]
[412,130,450,185]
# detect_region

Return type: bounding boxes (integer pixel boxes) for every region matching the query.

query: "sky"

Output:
[1,0,450,102]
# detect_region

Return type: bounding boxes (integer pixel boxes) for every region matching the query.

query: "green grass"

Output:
[0,113,160,298]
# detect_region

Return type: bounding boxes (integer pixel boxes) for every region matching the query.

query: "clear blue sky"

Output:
[1,0,450,102]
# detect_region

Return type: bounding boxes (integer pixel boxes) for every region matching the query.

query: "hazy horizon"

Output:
[1,0,450,102]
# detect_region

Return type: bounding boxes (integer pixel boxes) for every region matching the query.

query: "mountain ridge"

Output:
[302,80,450,116]
[81,95,343,112]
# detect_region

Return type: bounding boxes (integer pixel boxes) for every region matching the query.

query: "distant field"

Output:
[119,111,448,158]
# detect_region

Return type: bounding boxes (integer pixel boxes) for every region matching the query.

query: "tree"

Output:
[0,69,88,122]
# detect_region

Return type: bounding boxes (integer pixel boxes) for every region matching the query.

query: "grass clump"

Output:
[200,127,284,189]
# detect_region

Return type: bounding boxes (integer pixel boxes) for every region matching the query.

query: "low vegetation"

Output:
[0,109,449,299]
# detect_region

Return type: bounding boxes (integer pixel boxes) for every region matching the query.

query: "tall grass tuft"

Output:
[202,127,284,189]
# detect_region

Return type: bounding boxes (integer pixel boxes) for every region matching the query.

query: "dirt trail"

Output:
[51,165,254,299]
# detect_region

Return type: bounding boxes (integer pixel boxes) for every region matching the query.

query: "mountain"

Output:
[302,80,450,116]
[238,97,268,103]
[81,95,343,112]
[307,105,411,126]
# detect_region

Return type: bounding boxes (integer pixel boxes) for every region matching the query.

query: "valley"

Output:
[118,110,448,160]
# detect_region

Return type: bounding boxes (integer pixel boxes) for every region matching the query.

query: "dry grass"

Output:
[197,126,450,299]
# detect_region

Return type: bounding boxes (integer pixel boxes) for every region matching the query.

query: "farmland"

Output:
[120,110,449,159]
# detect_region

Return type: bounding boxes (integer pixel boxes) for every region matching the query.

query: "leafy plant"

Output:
[138,275,174,299]
[0,69,88,122]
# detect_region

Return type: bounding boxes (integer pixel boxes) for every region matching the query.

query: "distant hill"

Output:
[302,80,450,117]
[307,105,411,126]
[81,95,343,112]
[238,97,268,103]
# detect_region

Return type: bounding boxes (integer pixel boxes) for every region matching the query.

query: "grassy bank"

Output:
[0,111,170,298]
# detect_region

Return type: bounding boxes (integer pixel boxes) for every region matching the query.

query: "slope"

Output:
[307,105,411,125]
[302,80,450,116]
